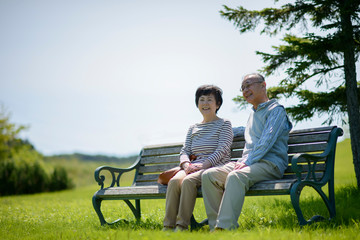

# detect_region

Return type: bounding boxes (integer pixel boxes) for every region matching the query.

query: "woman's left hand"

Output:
[185,163,203,174]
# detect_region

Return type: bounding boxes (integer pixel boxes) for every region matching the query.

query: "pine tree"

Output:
[221,0,360,187]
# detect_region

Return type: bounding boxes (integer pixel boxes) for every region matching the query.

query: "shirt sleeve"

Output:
[206,120,234,166]
[243,107,288,166]
[179,125,193,165]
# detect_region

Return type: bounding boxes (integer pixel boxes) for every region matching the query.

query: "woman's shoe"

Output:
[162,226,174,231]
[174,225,188,232]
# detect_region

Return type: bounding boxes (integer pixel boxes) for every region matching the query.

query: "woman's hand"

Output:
[181,162,190,170]
[185,160,211,174]
[185,163,203,174]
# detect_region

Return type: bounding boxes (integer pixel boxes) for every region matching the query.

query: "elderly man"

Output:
[201,73,293,230]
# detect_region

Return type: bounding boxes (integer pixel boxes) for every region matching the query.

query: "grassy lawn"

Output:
[1,139,359,239]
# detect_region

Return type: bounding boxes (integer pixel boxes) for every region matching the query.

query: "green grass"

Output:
[1,139,360,239]
[334,139,357,186]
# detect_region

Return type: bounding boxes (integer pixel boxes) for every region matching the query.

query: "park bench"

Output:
[92,126,343,229]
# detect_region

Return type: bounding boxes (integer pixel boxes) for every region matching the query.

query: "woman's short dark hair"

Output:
[195,85,223,113]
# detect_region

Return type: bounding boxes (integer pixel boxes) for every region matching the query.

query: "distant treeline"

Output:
[45,153,137,166]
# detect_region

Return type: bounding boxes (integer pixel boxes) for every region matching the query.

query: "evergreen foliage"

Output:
[49,166,74,191]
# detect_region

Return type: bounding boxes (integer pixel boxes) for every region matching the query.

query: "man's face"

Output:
[241,76,265,106]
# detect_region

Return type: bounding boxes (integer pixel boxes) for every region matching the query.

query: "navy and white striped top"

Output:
[179,118,233,167]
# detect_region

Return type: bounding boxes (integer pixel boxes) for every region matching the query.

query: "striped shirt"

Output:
[180,118,233,167]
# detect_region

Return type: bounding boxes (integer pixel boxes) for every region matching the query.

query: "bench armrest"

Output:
[291,127,343,183]
[291,152,325,182]
[94,156,141,189]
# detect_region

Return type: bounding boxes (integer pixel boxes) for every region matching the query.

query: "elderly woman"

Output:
[163,85,234,231]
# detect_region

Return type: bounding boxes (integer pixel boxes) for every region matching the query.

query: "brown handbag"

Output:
[157,155,197,185]
[157,167,181,185]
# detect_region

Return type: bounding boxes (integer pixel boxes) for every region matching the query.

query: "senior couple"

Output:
[162,73,293,231]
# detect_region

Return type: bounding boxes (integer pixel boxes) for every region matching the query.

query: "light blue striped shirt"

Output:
[241,99,292,174]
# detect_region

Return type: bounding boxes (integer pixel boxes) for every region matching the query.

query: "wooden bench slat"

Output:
[282,172,324,180]
[288,143,327,153]
[140,130,331,158]
[141,145,183,157]
[288,132,329,144]
[97,180,297,198]
[135,181,160,186]
[139,163,178,174]
[231,141,245,149]
[233,136,245,142]
[135,163,326,184]
[140,155,179,165]
[284,163,326,173]
[96,185,167,199]
[97,178,299,199]
[287,155,326,164]
[231,150,243,158]
[289,126,334,135]
[139,157,327,173]
[136,174,159,182]
[140,155,327,167]
[135,169,325,185]
[230,143,328,159]
[246,179,297,195]
[142,142,183,150]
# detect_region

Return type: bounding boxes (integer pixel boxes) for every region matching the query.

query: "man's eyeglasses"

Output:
[240,81,263,92]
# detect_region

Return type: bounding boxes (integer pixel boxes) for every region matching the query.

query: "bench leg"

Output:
[93,194,142,226]
[190,214,208,231]
[290,181,335,226]
[290,182,307,226]
[124,199,141,220]
[311,180,336,221]
[327,178,336,219]
[92,194,107,225]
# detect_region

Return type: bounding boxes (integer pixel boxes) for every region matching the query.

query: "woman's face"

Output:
[197,94,219,117]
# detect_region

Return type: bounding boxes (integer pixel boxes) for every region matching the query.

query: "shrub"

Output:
[0,161,74,196]
[0,106,74,196]
[49,166,74,191]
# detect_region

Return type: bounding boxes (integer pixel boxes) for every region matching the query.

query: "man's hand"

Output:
[234,162,248,171]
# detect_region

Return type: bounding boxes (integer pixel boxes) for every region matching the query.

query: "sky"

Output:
[0,0,355,157]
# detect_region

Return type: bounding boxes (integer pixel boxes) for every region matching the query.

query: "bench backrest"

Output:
[134,126,342,186]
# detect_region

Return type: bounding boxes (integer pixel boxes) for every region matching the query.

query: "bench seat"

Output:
[95,178,298,200]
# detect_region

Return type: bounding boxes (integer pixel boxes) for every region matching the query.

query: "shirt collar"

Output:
[252,99,276,112]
